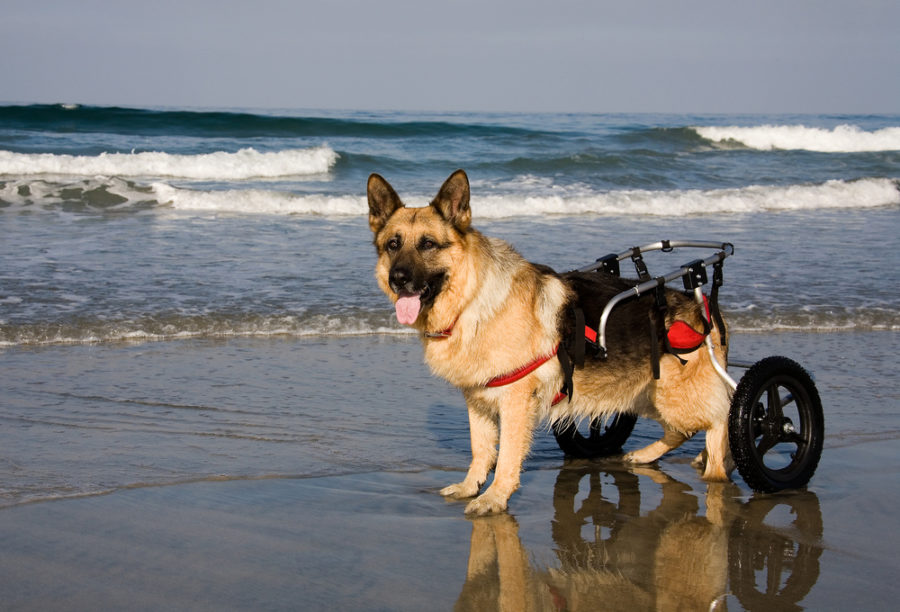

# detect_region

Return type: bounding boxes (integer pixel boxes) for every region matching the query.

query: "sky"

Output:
[2,0,898,114]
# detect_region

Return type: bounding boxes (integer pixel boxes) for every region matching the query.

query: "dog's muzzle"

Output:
[389,267,444,304]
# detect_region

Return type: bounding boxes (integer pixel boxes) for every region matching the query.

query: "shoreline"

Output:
[1,318,896,350]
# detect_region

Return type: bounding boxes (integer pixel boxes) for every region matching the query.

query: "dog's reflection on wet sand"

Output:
[455,463,823,611]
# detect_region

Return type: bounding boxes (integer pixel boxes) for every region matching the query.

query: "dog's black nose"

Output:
[389,266,412,292]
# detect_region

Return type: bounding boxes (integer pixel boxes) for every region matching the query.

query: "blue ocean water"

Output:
[0,104,898,345]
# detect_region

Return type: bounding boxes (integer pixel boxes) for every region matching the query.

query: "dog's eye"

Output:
[386,237,401,251]
[419,238,437,250]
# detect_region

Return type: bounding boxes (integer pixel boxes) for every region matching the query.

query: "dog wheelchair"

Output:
[552,240,824,493]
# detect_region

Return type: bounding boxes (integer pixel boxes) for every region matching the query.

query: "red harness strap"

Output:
[493,322,597,405]
[583,324,598,345]
[485,345,559,387]
[425,317,562,391]
[485,345,570,406]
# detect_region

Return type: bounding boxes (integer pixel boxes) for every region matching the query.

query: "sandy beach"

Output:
[1,330,898,611]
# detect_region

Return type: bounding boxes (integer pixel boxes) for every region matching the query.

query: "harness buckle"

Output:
[631,248,651,281]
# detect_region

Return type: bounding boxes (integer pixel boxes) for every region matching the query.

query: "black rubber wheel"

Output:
[729,356,824,492]
[552,413,637,458]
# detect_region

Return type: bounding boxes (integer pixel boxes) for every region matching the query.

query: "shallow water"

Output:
[1,331,898,609]
[0,452,896,611]
[1,331,897,508]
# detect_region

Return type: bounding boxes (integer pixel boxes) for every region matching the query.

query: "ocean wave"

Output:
[0,312,412,347]
[145,177,900,216]
[0,103,543,139]
[1,308,895,348]
[0,146,338,180]
[152,183,367,215]
[472,177,900,217]
[3,176,896,217]
[692,124,900,152]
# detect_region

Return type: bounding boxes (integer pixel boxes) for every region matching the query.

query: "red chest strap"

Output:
[485,345,559,388]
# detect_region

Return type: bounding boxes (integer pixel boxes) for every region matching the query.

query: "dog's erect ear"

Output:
[431,169,471,231]
[367,173,404,234]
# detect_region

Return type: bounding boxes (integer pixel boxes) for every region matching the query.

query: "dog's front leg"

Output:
[465,385,536,515]
[441,397,499,499]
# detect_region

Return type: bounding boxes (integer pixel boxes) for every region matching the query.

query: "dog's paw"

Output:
[440,481,480,499]
[700,466,732,483]
[464,491,508,516]
[622,449,659,465]
[622,445,662,465]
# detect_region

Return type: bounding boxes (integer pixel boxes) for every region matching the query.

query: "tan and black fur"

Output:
[368,169,733,515]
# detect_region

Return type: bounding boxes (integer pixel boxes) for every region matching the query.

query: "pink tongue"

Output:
[395,294,422,325]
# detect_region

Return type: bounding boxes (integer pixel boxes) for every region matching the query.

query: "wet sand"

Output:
[1,331,898,610]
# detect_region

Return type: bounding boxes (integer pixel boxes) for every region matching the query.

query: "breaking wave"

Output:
[0,177,900,219]
[472,177,899,217]
[2,176,896,217]
[692,124,900,152]
[0,146,338,180]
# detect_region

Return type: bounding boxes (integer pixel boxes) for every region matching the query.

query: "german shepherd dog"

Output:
[367,170,732,515]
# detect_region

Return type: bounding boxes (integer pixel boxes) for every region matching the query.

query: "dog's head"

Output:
[367,169,472,328]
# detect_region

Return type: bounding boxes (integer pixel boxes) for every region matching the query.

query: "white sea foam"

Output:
[146,177,900,217]
[0,176,157,209]
[0,146,338,179]
[692,124,900,152]
[0,313,413,347]
[4,176,896,218]
[462,177,898,217]
[153,183,368,215]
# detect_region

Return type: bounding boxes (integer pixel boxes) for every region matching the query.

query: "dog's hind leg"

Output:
[699,420,732,482]
[441,400,499,500]
[465,385,537,515]
[623,422,692,465]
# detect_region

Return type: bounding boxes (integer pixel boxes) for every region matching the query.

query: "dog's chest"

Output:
[423,334,489,387]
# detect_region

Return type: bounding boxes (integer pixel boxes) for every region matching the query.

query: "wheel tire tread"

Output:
[729,356,824,492]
